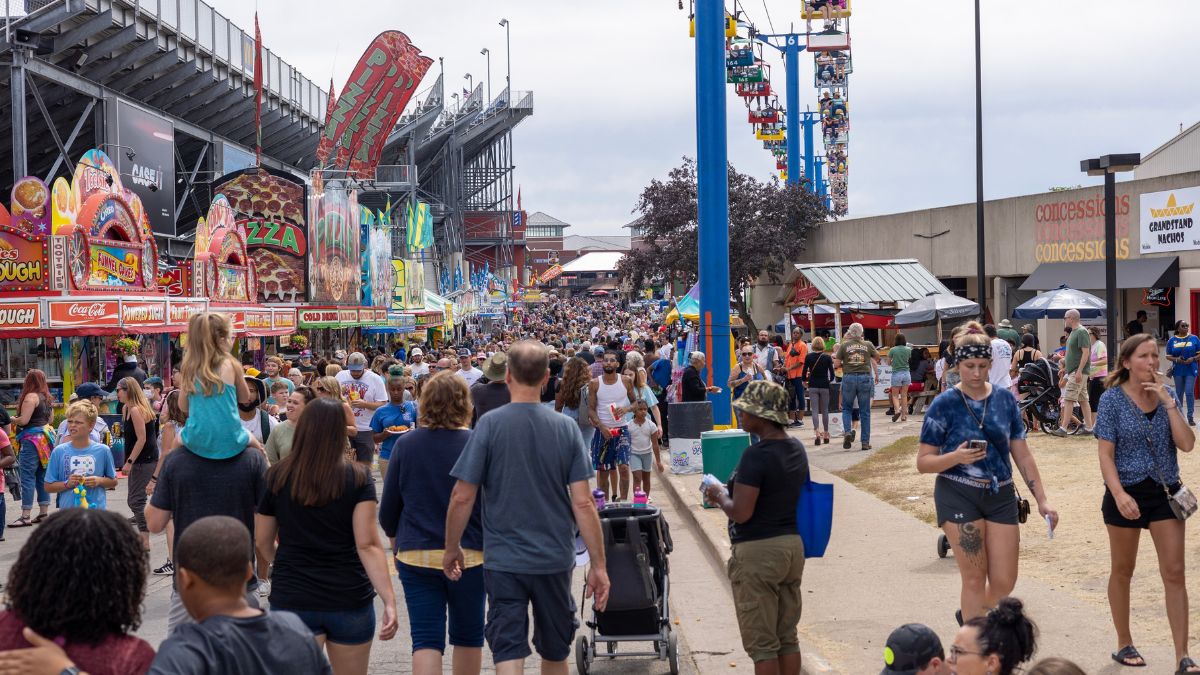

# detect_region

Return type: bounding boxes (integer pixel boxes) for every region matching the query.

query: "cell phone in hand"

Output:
[967,440,987,452]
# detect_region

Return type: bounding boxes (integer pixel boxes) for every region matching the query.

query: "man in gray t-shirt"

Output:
[445,340,609,669]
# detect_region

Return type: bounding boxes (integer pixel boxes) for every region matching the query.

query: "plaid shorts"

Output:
[591,426,631,470]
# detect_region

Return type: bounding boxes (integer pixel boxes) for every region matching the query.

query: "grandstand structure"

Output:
[0,0,531,280]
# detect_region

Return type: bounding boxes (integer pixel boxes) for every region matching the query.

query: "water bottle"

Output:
[633,489,648,508]
[592,488,606,511]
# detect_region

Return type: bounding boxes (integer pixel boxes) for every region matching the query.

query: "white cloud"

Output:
[223,0,1200,233]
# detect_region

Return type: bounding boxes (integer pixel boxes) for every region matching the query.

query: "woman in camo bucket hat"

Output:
[703,380,811,671]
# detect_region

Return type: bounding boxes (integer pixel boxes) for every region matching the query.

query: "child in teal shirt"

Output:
[45,400,117,509]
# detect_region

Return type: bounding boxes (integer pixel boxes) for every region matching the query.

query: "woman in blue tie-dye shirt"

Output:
[917,322,1059,626]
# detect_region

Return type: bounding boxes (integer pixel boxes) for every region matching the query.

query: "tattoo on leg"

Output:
[958,522,984,558]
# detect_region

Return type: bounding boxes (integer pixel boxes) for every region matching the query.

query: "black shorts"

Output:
[1102,477,1182,529]
[350,430,375,463]
[484,568,578,662]
[934,476,1019,526]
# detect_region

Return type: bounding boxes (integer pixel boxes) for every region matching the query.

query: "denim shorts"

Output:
[272,602,376,645]
[629,451,655,473]
[397,562,486,652]
[890,371,912,388]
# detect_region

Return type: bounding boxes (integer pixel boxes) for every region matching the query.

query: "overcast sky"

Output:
[227,0,1200,235]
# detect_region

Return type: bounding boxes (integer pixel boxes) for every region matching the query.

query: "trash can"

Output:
[701,429,751,484]
[668,401,712,474]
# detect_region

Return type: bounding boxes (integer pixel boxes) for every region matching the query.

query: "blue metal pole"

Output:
[695,0,732,426]
[803,112,816,189]
[815,156,827,206]
[785,38,801,187]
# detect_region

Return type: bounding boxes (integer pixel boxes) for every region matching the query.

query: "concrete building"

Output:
[752,123,1200,348]
[524,211,569,281]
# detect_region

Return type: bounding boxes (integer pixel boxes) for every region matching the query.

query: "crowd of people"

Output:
[0,293,1196,674]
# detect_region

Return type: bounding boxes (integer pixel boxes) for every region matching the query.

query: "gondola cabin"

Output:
[800,0,851,20]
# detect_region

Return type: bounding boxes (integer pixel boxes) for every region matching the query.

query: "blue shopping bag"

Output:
[796,479,833,558]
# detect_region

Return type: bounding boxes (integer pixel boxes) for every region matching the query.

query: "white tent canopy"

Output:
[561,251,624,273]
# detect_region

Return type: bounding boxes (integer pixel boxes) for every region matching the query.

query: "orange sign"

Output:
[273,309,296,329]
[168,299,206,325]
[338,308,360,324]
[245,310,273,330]
[48,300,120,328]
[0,301,41,329]
[0,226,49,292]
[120,300,167,326]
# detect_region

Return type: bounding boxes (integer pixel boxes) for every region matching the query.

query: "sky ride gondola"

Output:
[800,0,852,21]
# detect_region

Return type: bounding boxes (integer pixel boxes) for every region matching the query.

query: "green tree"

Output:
[618,158,827,334]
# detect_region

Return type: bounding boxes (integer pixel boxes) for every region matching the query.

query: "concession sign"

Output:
[315,31,434,179]
[212,168,308,303]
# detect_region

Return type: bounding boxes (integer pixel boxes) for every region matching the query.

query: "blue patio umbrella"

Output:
[1011,285,1106,319]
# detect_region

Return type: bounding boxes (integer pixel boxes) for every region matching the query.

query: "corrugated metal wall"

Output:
[1137,123,1200,179]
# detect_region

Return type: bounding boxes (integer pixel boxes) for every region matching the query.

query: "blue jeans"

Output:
[789,377,806,412]
[398,562,485,653]
[841,373,874,443]
[18,438,48,511]
[1174,373,1197,419]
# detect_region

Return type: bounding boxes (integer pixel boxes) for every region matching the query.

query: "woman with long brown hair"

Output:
[9,369,53,528]
[379,371,484,675]
[1094,333,1199,671]
[256,397,398,675]
[118,376,158,550]
[556,357,595,446]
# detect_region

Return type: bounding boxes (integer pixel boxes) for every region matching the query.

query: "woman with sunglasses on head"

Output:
[1095,333,1199,671]
[1166,320,1200,426]
[947,597,1037,675]
[917,322,1058,625]
[729,347,767,426]
[315,375,358,440]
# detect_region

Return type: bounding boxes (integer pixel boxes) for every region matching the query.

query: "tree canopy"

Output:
[618,157,828,334]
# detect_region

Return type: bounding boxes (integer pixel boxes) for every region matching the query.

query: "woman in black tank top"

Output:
[118,377,159,549]
[10,369,53,527]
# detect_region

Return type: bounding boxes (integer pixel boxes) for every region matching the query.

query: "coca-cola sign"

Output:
[48,300,120,327]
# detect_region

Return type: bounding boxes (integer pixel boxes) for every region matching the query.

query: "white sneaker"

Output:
[257,580,271,599]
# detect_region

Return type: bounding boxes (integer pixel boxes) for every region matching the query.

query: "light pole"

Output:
[974,0,986,320]
[480,48,491,103]
[499,18,512,94]
[1081,152,1141,367]
[464,73,473,93]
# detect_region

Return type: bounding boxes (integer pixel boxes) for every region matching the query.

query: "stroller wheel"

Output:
[938,534,951,558]
[575,635,591,675]
[668,632,680,674]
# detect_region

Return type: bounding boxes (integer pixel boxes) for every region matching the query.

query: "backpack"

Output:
[258,410,272,443]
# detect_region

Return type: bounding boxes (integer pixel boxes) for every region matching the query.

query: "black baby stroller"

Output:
[576,505,677,674]
[1017,358,1084,435]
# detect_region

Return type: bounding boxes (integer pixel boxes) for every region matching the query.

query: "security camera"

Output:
[126,151,136,161]
[148,183,159,193]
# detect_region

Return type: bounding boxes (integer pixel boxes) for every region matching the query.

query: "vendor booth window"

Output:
[0,338,62,404]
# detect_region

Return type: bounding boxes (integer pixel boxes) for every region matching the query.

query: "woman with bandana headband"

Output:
[916,322,1059,626]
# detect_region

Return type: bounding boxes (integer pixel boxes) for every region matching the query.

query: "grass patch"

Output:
[833,435,937,526]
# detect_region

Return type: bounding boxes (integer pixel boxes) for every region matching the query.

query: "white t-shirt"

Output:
[240,410,280,443]
[457,367,484,387]
[628,418,658,455]
[410,362,430,378]
[989,338,1013,389]
[336,369,389,432]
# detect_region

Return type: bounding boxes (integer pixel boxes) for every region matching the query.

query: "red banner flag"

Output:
[253,13,263,166]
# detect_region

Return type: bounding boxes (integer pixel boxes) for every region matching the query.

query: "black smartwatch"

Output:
[60,667,81,675]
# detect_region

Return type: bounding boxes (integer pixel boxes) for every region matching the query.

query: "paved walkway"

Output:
[655,411,1178,674]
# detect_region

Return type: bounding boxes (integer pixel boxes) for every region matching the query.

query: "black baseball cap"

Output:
[880,624,943,675]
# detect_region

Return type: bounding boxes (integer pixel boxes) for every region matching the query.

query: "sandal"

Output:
[7,516,32,528]
[31,513,48,524]
[1111,645,1146,667]
[1178,656,1199,673]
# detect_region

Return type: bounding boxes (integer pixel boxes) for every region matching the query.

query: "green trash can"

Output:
[701,429,751,484]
